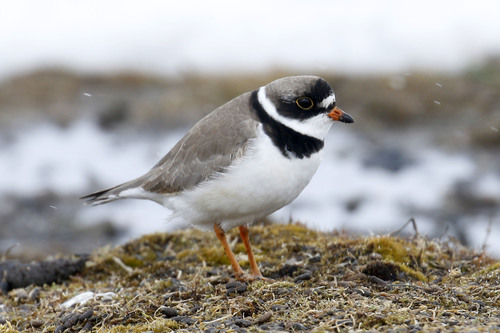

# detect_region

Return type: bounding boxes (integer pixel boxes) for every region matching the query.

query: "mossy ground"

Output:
[1,223,498,332]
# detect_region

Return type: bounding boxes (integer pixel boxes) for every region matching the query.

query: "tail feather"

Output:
[80,185,123,206]
[80,175,157,206]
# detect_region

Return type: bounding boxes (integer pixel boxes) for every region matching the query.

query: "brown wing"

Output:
[80,92,259,204]
[140,92,259,194]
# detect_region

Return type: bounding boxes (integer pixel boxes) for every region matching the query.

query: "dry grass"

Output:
[1,223,498,332]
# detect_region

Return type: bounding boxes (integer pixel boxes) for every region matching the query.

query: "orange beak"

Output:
[327,106,354,123]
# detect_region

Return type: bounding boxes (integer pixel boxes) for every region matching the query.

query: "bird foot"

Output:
[235,273,274,283]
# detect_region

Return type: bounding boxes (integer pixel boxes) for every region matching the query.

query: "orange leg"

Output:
[239,225,263,277]
[214,224,244,280]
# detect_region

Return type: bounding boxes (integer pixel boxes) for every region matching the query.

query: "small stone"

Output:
[29,287,41,301]
[160,306,179,318]
[271,264,299,279]
[60,312,82,329]
[274,288,289,295]
[31,320,43,328]
[253,312,272,325]
[355,288,371,297]
[259,322,285,330]
[226,281,247,295]
[368,275,388,286]
[82,321,94,331]
[233,318,252,327]
[79,309,94,321]
[294,271,312,283]
[171,315,197,325]
[407,324,422,331]
[226,281,244,289]
[270,304,288,311]
[308,255,321,263]
[291,322,308,330]
[204,328,219,333]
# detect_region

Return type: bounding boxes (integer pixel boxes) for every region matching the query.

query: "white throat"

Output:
[257,86,333,140]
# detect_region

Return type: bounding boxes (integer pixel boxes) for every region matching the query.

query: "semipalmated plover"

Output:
[82,75,354,281]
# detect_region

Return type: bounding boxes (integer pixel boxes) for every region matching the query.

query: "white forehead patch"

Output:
[319,93,336,109]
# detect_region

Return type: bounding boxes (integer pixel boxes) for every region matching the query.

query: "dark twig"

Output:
[438,224,450,240]
[481,218,493,254]
[1,243,20,261]
[389,218,419,238]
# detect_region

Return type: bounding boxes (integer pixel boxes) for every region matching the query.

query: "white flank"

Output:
[119,187,164,204]
[166,128,323,231]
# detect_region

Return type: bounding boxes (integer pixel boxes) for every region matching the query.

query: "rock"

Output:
[225,281,247,295]
[160,306,179,318]
[0,255,89,292]
[294,271,312,283]
[171,315,197,325]
[291,322,308,330]
[233,318,252,327]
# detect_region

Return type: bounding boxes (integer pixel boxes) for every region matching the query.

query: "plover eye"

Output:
[295,97,314,110]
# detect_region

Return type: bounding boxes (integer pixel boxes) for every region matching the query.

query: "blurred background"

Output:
[1,0,499,259]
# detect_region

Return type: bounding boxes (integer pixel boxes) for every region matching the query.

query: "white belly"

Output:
[166,130,323,230]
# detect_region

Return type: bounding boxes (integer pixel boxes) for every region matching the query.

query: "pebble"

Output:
[29,287,41,301]
[160,306,179,318]
[291,322,308,330]
[80,309,94,321]
[226,281,247,295]
[171,315,197,325]
[253,312,272,325]
[294,271,312,283]
[270,304,288,311]
[368,275,388,286]
[82,321,94,331]
[55,309,95,332]
[308,255,322,263]
[233,318,252,327]
[259,322,285,330]
[355,288,372,297]
[273,264,299,279]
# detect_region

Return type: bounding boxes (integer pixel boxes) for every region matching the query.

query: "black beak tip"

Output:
[340,113,354,124]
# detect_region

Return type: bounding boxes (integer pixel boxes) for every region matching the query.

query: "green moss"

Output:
[198,246,230,266]
[367,236,411,263]
[472,262,500,280]
[396,262,428,282]
[2,224,498,332]
[119,254,145,268]
[106,320,178,333]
